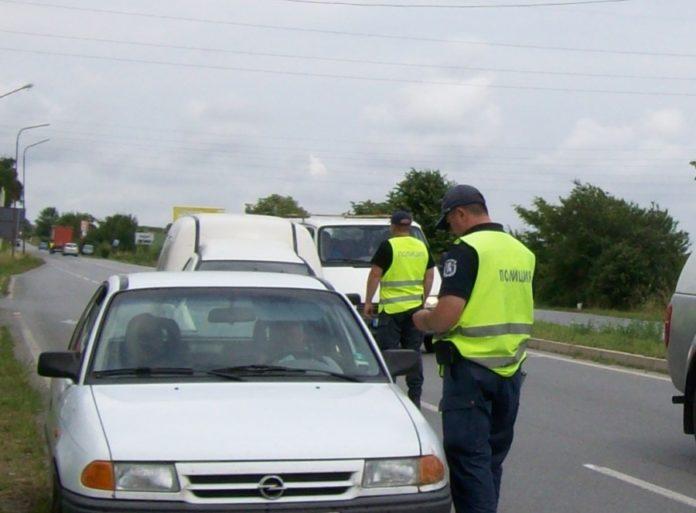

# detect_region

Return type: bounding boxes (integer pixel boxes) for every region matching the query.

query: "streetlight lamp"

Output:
[21,138,50,254]
[11,123,49,256]
[0,83,33,100]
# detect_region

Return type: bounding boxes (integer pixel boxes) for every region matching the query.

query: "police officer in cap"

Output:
[365,210,435,409]
[413,185,535,513]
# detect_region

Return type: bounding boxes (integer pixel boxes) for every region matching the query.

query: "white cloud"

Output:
[308,154,328,177]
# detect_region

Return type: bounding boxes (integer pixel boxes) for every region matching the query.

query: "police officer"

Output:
[413,185,535,513]
[364,210,435,409]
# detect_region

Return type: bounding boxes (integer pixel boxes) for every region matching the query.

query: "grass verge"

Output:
[532,320,665,359]
[0,252,44,296]
[537,304,664,322]
[0,327,50,513]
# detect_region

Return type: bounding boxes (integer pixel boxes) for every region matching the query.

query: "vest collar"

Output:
[461,222,504,236]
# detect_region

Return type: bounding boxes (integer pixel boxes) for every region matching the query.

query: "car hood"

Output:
[92,382,421,461]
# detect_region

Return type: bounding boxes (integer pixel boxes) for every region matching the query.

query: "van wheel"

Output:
[423,335,434,354]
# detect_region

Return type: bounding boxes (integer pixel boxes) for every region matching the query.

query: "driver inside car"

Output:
[269,321,342,374]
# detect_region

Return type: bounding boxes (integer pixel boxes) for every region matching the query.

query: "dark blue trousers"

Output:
[441,358,523,513]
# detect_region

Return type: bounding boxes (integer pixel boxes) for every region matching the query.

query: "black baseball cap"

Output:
[390,210,413,226]
[435,185,486,230]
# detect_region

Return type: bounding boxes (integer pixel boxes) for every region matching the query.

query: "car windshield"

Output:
[317,225,427,266]
[197,260,311,275]
[88,287,383,382]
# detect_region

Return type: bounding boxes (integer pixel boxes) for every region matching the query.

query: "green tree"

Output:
[245,194,309,217]
[386,169,455,255]
[348,199,392,216]
[0,157,22,207]
[515,182,690,309]
[95,214,139,251]
[34,206,59,239]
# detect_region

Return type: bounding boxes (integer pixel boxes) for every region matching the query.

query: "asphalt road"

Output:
[1,250,694,513]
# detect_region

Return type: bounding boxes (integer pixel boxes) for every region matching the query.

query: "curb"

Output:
[528,337,668,373]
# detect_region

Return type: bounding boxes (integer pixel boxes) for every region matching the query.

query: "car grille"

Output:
[178,461,362,503]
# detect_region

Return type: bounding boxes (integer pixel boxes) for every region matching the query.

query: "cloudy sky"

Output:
[1,0,694,240]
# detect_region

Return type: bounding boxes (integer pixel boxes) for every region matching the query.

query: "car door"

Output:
[46,283,108,453]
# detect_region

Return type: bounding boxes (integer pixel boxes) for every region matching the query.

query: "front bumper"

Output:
[60,486,451,513]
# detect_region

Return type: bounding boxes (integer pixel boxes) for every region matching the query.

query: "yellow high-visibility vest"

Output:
[379,236,429,314]
[436,230,535,377]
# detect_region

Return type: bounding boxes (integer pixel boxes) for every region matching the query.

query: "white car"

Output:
[62,242,79,256]
[38,271,450,512]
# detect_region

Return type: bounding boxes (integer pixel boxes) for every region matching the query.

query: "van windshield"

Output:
[317,225,427,267]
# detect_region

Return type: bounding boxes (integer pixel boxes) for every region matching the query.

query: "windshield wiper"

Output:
[92,367,195,378]
[208,365,364,382]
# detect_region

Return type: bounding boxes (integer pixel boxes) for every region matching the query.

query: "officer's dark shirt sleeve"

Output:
[426,252,435,269]
[438,243,479,300]
[370,240,393,272]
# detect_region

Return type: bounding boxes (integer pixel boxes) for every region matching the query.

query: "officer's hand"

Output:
[364,302,375,318]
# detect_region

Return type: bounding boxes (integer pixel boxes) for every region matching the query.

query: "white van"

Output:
[297,216,441,348]
[157,214,323,277]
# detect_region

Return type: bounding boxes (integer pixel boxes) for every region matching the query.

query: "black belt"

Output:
[434,340,464,366]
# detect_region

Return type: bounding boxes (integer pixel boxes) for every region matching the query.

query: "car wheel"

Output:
[51,465,63,513]
[423,335,434,354]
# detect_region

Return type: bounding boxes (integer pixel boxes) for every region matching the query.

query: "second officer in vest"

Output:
[413,185,535,513]
[364,210,435,409]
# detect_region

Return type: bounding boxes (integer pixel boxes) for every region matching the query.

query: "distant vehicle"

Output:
[50,225,74,253]
[296,216,442,351]
[38,271,450,512]
[38,241,48,251]
[666,252,696,444]
[157,213,322,277]
[62,242,79,256]
[81,243,94,255]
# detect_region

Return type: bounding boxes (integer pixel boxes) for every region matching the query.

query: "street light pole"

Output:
[21,138,50,254]
[11,123,49,256]
[0,83,33,100]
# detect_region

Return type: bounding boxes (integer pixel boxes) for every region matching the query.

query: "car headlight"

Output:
[81,461,180,492]
[424,296,439,310]
[362,455,445,488]
[115,463,180,492]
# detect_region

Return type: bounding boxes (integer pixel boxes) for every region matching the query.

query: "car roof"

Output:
[108,271,330,292]
[198,240,304,263]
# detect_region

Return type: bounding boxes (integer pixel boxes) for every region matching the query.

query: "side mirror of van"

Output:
[37,352,81,381]
[382,349,419,377]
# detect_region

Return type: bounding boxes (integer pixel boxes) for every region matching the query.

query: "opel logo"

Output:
[258,475,286,500]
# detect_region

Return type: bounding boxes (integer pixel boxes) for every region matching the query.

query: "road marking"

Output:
[47,262,100,284]
[60,319,77,325]
[584,464,696,508]
[7,276,15,299]
[528,350,670,382]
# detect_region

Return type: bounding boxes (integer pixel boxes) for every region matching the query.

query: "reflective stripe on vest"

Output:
[379,236,429,314]
[436,230,535,377]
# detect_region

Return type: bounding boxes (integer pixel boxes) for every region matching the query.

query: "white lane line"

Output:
[584,464,696,508]
[47,262,100,285]
[528,350,670,382]
[60,319,77,325]
[422,401,438,413]
[7,276,15,299]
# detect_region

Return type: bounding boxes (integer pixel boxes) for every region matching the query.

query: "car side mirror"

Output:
[346,293,361,307]
[382,349,418,378]
[37,352,81,382]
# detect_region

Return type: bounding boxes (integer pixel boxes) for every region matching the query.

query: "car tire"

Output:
[51,464,63,513]
[692,388,696,445]
[423,335,434,354]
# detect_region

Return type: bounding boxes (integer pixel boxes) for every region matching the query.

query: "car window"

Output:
[197,260,311,275]
[69,284,107,353]
[317,225,427,266]
[88,287,384,381]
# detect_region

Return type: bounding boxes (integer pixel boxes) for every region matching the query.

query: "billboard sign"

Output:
[134,232,155,245]
[0,207,24,239]
[172,205,225,221]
